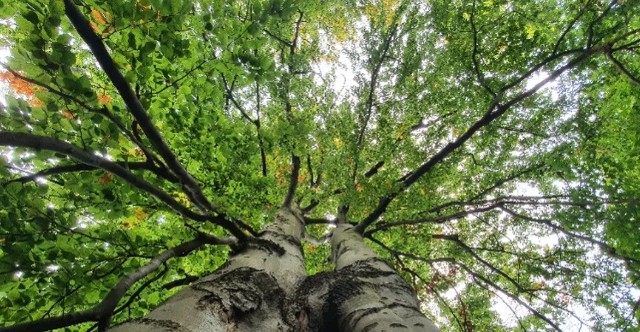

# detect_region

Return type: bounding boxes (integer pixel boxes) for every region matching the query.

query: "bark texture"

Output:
[110,207,306,331]
[329,224,440,332]
[109,213,441,332]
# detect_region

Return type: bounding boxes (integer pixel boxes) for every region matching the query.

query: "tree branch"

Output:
[355,45,609,233]
[3,161,179,185]
[0,132,247,238]
[0,235,232,332]
[500,205,640,270]
[470,0,496,96]
[63,0,213,213]
[283,155,301,207]
[607,50,640,85]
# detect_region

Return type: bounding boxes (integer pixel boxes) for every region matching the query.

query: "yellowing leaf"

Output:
[333,137,343,148]
[525,23,537,39]
[122,215,139,229]
[91,9,107,24]
[134,207,149,220]
[128,148,144,157]
[174,192,191,207]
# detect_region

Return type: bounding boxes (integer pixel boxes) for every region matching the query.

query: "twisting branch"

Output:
[63,0,213,213]
[0,132,246,239]
[0,234,234,332]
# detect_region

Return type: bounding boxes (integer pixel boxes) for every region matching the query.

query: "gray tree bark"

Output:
[110,211,440,332]
[328,224,440,332]
[110,207,306,331]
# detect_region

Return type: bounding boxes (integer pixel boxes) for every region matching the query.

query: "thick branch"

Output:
[0,235,232,332]
[63,0,213,213]
[3,161,179,185]
[283,155,301,207]
[0,132,249,239]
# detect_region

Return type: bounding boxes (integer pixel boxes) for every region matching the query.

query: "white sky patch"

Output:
[526,71,559,101]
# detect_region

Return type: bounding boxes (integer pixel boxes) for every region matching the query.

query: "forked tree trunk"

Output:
[110,211,439,332]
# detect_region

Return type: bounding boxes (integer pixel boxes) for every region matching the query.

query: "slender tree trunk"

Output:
[110,207,306,331]
[329,224,440,332]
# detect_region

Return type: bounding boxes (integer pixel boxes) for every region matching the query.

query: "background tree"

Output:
[1,0,639,331]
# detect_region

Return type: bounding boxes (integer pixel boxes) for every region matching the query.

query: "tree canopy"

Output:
[1,0,639,330]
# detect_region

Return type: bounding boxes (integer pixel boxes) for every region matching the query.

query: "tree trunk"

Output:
[110,214,440,332]
[328,224,440,332]
[110,207,307,331]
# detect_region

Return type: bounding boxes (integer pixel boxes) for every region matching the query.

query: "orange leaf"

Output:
[61,111,74,119]
[97,94,111,104]
[297,174,306,184]
[134,207,149,220]
[355,183,364,192]
[98,172,113,185]
[91,9,108,25]
[89,21,99,33]
[29,98,43,107]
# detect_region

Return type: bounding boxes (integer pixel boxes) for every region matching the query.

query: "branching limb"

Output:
[607,50,640,85]
[283,155,301,207]
[0,132,248,238]
[0,235,232,332]
[355,43,611,233]
[470,0,496,96]
[63,0,213,213]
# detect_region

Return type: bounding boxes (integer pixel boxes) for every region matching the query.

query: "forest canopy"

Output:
[0,0,639,331]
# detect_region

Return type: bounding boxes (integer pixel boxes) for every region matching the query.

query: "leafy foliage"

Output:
[0,0,639,330]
